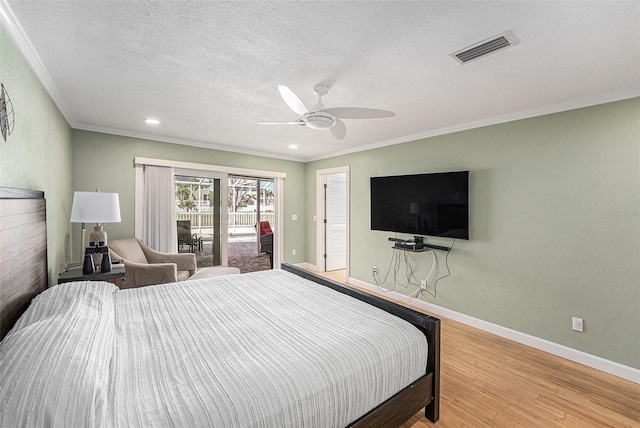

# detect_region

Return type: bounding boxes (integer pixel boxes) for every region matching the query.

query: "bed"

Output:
[0,187,440,427]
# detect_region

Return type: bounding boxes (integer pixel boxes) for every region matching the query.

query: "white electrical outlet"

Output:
[420,280,427,290]
[292,249,296,256]
[372,266,378,276]
[572,317,584,332]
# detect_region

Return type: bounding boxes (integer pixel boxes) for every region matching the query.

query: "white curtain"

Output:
[143,165,177,253]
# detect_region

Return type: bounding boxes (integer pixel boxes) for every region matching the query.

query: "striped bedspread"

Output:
[1,269,427,428]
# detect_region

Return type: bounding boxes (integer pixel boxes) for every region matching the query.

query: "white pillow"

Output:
[0,281,117,428]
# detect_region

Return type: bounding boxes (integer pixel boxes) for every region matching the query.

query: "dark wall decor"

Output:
[1,83,15,142]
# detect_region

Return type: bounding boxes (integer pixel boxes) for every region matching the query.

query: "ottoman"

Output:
[188,266,241,280]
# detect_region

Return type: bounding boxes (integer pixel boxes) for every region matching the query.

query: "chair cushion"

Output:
[109,238,148,264]
[259,221,272,236]
[176,270,192,282]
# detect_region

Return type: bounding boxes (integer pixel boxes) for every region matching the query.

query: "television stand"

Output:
[391,245,432,253]
[388,237,451,252]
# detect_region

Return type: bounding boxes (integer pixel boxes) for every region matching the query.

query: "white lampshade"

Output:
[70,191,121,224]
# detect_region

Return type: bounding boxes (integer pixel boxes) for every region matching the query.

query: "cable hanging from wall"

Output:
[372,238,455,303]
[409,240,455,306]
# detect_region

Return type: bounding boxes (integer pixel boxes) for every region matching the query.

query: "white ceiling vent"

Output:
[451,31,518,64]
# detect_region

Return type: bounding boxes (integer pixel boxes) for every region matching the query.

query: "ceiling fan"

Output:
[259,84,395,140]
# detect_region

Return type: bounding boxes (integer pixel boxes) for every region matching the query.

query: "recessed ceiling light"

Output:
[144,118,160,125]
[288,144,298,149]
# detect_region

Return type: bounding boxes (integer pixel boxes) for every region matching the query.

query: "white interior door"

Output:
[325,173,347,271]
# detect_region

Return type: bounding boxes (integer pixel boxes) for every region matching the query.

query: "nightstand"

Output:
[58,263,126,287]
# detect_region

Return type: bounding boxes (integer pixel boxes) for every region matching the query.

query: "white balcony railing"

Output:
[176,212,275,235]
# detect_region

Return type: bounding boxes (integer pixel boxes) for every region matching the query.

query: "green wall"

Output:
[0,26,73,283]
[305,98,640,369]
[5,20,638,371]
[71,130,306,264]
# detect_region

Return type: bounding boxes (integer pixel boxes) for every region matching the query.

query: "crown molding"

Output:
[0,0,76,126]
[63,86,640,163]
[74,123,305,163]
[304,88,640,162]
[3,0,637,164]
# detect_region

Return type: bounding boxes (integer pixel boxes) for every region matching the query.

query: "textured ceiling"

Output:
[3,1,639,161]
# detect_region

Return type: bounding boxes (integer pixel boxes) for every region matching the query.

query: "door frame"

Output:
[135,157,285,269]
[315,166,350,276]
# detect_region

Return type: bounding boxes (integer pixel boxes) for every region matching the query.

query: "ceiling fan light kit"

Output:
[262,84,395,140]
[303,112,336,130]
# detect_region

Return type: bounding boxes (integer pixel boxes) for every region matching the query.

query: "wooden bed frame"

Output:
[0,187,48,339]
[0,187,440,426]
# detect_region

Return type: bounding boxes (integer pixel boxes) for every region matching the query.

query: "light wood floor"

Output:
[314,269,640,427]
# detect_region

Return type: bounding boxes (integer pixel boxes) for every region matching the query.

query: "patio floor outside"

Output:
[180,226,271,274]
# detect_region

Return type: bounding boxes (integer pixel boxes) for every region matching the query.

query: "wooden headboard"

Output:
[0,187,48,340]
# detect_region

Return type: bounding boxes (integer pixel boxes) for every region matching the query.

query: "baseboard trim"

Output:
[347,277,639,384]
[293,262,318,271]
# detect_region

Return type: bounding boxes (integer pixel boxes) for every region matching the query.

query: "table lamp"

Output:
[70,190,121,263]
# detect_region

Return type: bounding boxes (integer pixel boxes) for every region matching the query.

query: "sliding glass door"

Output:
[135,157,284,272]
[175,170,227,268]
[228,176,274,271]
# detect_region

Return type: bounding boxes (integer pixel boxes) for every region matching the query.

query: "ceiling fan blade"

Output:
[321,107,395,119]
[331,119,346,140]
[278,85,308,116]
[258,121,305,125]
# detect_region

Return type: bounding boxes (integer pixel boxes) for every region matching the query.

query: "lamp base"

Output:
[89,225,107,267]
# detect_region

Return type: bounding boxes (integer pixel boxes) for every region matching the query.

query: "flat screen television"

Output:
[370,171,469,239]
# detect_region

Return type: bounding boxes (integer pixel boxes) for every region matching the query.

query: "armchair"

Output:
[177,220,194,252]
[258,221,273,268]
[109,238,197,288]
